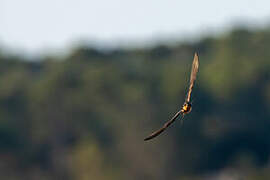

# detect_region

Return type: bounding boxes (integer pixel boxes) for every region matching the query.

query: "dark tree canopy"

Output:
[0,27,270,180]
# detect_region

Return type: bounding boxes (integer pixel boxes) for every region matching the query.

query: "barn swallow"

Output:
[144,52,199,141]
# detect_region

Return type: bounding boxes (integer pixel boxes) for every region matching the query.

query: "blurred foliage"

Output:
[0,27,270,180]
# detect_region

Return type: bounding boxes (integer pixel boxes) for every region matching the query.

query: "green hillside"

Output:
[0,27,270,180]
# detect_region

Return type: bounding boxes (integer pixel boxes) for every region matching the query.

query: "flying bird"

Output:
[144,52,199,141]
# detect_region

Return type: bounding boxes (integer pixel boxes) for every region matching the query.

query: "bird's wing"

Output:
[186,52,199,103]
[144,111,183,141]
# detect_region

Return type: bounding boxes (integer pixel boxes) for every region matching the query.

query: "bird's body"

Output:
[144,52,199,141]
[181,102,192,114]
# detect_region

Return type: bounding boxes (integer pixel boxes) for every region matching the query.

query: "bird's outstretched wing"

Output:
[186,52,199,103]
[144,111,183,141]
[144,52,199,141]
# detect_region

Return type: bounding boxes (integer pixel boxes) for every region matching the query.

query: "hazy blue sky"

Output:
[1,0,270,54]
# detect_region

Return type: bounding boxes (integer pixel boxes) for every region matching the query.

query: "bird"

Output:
[144,52,199,141]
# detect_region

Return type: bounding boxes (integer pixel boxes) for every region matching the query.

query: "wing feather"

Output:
[144,111,182,141]
[186,52,199,102]
[144,53,199,141]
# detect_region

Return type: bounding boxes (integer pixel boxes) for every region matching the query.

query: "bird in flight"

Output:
[144,52,199,141]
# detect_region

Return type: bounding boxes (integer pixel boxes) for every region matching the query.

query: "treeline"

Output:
[0,27,270,180]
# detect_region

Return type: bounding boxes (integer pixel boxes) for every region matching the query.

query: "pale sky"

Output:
[1,0,270,55]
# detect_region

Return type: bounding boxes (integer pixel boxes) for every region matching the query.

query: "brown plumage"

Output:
[144,111,182,141]
[186,52,199,103]
[144,52,199,141]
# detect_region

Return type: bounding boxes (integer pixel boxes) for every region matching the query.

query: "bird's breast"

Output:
[182,104,192,114]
